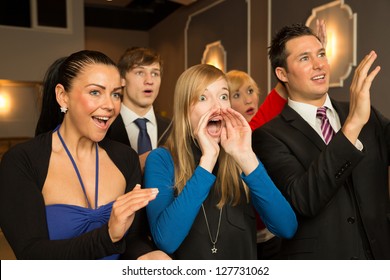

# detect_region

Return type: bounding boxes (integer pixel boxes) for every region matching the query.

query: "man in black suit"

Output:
[252,23,390,259]
[106,47,171,171]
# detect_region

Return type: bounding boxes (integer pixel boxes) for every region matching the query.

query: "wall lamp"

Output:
[306,0,357,87]
[201,41,227,72]
[0,87,11,114]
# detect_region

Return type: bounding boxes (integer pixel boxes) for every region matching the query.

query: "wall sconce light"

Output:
[306,0,357,87]
[201,41,227,72]
[0,93,11,114]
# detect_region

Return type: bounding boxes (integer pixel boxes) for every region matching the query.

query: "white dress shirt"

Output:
[288,94,363,150]
[288,94,341,139]
[120,104,158,153]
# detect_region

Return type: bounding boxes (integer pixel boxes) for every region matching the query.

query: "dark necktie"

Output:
[316,106,335,144]
[134,118,152,154]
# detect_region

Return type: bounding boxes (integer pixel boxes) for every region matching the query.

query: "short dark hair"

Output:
[117,47,163,78]
[268,23,319,80]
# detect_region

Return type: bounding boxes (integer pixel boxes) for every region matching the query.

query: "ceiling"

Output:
[84,0,197,31]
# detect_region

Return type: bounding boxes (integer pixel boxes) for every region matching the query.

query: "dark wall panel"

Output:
[187,0,247,71]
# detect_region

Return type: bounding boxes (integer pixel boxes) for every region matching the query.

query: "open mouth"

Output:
[93,116,110,129]
[144,89,153,96]
[207,118,222,136]
[246,108,255,115]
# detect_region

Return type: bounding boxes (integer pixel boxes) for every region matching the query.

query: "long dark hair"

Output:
[35,50,117,136]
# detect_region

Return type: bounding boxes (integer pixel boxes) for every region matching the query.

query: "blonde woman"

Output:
[226,70,261,122]
[144,64,297,259]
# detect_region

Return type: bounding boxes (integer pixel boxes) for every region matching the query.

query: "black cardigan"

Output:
[0,131,154,259]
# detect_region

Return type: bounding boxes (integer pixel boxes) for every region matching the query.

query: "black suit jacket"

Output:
[106,113,171,148]
[252,99,390,259]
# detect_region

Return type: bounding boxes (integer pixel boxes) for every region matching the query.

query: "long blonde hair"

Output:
[164,64,249,208]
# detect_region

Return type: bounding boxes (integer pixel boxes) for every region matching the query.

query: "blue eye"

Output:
[199,95,206,101]
[90,90,100,96]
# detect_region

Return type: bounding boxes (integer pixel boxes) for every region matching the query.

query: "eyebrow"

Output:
[318,47,326,53]
[299,47,326,57]
[86,84,123,91]
[133,65,161,72]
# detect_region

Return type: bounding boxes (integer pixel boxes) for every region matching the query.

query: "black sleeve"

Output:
[252,124,364,217]
[0,143,125,259]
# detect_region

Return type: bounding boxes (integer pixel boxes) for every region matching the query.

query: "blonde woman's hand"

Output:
[108,184,158,243]
[220,108,258,175]
[194,108,221,172]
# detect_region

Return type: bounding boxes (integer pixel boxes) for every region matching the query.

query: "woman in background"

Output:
[226,70,261,122]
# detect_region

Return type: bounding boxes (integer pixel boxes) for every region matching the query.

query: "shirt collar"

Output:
[120,104,157,127]
[288,94,335,128]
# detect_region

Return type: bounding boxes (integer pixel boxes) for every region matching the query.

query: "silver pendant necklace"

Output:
[201,204,222,254]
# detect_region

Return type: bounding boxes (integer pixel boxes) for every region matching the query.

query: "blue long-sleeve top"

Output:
[144,147,297,254]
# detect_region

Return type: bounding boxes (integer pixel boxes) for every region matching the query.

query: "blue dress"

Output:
[45,127,119,260]
[46,202,118,260]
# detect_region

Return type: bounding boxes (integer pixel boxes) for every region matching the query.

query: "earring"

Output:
[60,107,68,114]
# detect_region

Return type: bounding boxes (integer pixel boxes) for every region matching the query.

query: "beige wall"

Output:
[0,1,149,138]
[0,83,40,137]
[0,0,84,82]
[85,26,149,63]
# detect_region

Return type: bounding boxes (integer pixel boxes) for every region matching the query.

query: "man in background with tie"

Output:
[252,23,390,259]
[106,47,171,171]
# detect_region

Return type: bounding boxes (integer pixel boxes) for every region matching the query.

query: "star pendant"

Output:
[211,245,217,254]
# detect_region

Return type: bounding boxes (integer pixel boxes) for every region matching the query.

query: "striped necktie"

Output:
[316,106,335,144]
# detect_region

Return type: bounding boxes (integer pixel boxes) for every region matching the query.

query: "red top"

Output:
[249,88,287,131]
[250,88,287,230]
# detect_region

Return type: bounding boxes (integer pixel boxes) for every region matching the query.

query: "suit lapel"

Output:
[109,114,131,146]
[280,99,349,150]
[156,114,171,145]
[281,105,326,150]
[156,115,166,138]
